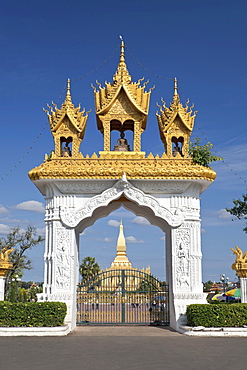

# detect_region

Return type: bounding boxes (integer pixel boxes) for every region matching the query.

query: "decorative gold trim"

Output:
[0,264,12,277]
[99,151,146,159]
[28,155,216,181]
[232,263,247,278]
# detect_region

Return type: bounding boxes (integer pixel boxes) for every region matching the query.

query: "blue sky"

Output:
[0,0,247,283]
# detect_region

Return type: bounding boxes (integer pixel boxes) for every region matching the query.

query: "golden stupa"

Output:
[99,221,150,291]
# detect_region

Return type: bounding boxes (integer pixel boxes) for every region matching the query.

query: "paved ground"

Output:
[1,326,247,370]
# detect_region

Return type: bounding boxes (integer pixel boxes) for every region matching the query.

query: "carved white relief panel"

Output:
[174,227,191,290]
[55,227,72,290]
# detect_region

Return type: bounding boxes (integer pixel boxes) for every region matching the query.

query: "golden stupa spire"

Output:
[113,36,131,84]
[111,220,132,268]
[116,218,126,250]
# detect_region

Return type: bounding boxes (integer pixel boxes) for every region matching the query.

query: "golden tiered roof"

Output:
[93,40,151,121]
[156,78,197,158]
[92,39,153,152]
[28,41,216,183]
[43,79,89,158]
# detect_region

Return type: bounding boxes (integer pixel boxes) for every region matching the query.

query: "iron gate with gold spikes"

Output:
[77,269,169,325]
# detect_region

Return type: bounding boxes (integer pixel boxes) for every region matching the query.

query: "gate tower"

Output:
[29,39,216,332]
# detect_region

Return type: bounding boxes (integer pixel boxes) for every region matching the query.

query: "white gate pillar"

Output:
[240,278,247,303]
[38,195,79,330]
[0,276,5,301]
[167,220,207,331]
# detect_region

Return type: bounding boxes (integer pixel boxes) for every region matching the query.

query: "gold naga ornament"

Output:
[0,248,14,277]
[29,39,216,183]
[231,246,247,278]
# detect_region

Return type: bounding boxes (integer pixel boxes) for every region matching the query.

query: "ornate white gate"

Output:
[29,40,216,332]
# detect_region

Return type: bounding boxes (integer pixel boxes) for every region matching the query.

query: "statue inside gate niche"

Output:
[113,132,130,152]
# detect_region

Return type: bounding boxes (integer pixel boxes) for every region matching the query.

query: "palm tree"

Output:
[79,256,100,283]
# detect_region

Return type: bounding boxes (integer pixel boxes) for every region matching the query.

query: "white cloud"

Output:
[0,224,11,234]
[108,220,120,227]
[132,216,150,226]
[126,236,145,244]
[0,205,9,214]
[15,201,45,213]
[0,217,22,223]
[160,236,166,240]
[104,238,113,243]
[201,228,206,234]
[36,227,46,237]
[216,209,232,220]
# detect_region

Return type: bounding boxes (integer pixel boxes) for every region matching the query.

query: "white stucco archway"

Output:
[36,174,208,332]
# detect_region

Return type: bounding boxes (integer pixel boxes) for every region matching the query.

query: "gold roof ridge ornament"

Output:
[156,78,197,158]
[43,79,89,159]
[231,246,247,278]
[92,37,154,152]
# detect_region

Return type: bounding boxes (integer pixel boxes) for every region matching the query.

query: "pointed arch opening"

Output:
[110,119,134,151]
[172,136,184,157]
[60,136,73,157]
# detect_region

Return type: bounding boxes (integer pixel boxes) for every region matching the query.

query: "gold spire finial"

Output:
[174,77,178,96]
[119,35,125,64]
[113,36,131,84]
[172,77,180,103]
[65,78,72,103]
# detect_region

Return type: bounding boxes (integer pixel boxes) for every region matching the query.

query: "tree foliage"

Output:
[189,138,222,168]
[137,276,159,292]
[0,226,44,299]
[226,193,247,233]
[203,280,213,292]
[79,256,100,283]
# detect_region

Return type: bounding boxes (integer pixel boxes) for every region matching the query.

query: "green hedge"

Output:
[186,303,247,327]
[0,301,67,327]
